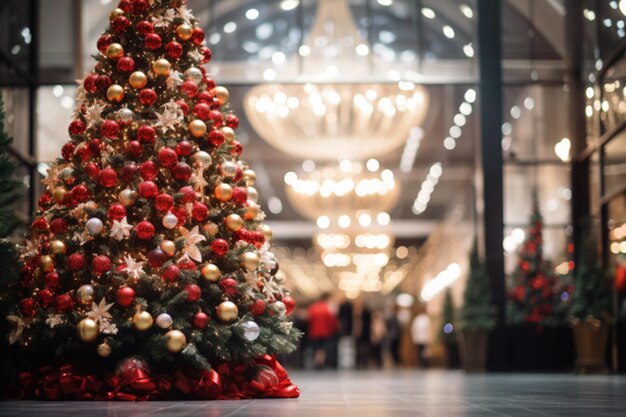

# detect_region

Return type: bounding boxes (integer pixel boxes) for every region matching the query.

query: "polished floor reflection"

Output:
[1,370,626,416]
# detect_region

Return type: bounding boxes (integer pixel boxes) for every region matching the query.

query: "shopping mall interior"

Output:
[1,0,626,415]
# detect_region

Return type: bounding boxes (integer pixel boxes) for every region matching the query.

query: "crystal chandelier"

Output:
[243,0,429,161]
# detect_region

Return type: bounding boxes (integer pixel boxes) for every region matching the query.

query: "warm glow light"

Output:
[420,263,462,301]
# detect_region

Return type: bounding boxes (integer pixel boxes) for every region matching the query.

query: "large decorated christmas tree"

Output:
[4,0,299,400]
[506,194,570,326]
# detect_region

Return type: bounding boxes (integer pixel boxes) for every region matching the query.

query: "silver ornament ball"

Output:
[184,67,203,85]
[247,187,259,203]
[119,189,137,206]
[86,217,104,235]
[272,301,286,315]
[156,313,173,329]
[219,161,238,179]
[191,151,212,168]
[116,108,135,124]
[162,213,179,229]
[240,320,260,342]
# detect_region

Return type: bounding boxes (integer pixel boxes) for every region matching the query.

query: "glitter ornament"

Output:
[219,161,238,179]
[191,151,211,168]
[86,217,104,235]
[77,318,99,342]
[201,263,220,282]
[137,125,156,143]
[133,311,154,331]
[138,181,158,198]
[211,239,229,257]
[191,27,205,45]
[161,265,180,283]
[219,277,238,296]
[181,80,198,98]
[92,255,112,275]
[165,329,186,353]
[158,148,178,168]
[139,160,157,180]
[155,193,174,212]
[162,212,178,229]
[144,33,162,50]
[193,102,211,120]
[76,284,95,305]
[166,41,183,59]
[208,130,224,147]
[136,221,155,240]
[139,88,157,106]
[156,313,173,329]
[98,168,118,188]
[116,56,135,72]
[239,320,260,342]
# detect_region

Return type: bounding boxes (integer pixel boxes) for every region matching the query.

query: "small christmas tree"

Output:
[569,224,610,321]
[4,0,299,400]
[458,241,496,331]
[507,193,569,326]
[439,288,456,344]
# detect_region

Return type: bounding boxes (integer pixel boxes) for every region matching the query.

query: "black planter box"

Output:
[506,325,575,371]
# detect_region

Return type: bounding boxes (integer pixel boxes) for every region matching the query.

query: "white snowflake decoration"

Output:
[179,225,206,262]
[155,100,184,133]
[167,70,183,90]
[85,101,107,128]
[46,314,64,329]
[110,217,133,241]
[122,255,144,280]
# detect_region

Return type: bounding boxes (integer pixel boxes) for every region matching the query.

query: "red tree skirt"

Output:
[16,354,299,401]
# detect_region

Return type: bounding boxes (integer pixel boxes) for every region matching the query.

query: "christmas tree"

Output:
[507,194,569,326]
[569,223,610,321]
[4,0,299,400]
[458,241,496,331]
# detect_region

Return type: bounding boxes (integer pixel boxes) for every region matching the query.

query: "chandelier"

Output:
[243,0,429,161]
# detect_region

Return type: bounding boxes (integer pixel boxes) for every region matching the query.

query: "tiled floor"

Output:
[1,370,626,416]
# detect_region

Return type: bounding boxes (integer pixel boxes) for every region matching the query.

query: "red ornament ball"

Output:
[144,33,162,50]
[211,239,229,257]
[45,272,60,288]
[140,160,157,180]
[38,289,54,308]
[126,140,143,159]
[84,74,98,93]
[92,255,112,275]
[116,286,135,308]
[98,167,118,188]
[172,162,192,182]
[138,181,159,198]
[232,187,248,205]
[208,130,224,147]
[179,186,196,203]
[181,80,198,98]
[139,88,157,106]
[197,91,213,103]
[219,277,238,297]
[71,184,89,202]
[147,248,168,268]
[191,27,205,45]
[97,34,112,53]
[130,0,148,15]
[117,56,135,72]
[201,47,212,63]
[193,102,211,120]
[166,41,183,59]
[230,141,243,156]
[251,299,266,316]
[96,75,112,91]
[192,311,209,329]
[55,293,75,313]
[208,110,223,127]
[136,20,153,36]
[31,216,48,231]
[155,193,174,212]
[175,140,193,157]
[191,202,208,221]
[89,138,102,155]
[122,162,138,182]
[111,16,131,33]
[107,204,127,222]
[136,221,155,240]
[225,114,239,129]
[19,298,36,317]
[185,284,201,302]
[158,148,178,168]
[67,253,85,270]
[68,119,86,136]
[282,294,296,316]
[49,217,67,234]
[161,265,180,283]
[137,125,156,143]
[61,142,76,161]
[100,120,120,139]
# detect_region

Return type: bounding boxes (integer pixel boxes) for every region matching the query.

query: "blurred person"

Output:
[370,310,386,368]
[353,298,372,368]
[307,292,339,369]
[411,307,431,369]
[385,305,402,366]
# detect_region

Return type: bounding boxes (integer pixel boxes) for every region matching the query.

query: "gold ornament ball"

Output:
[152,58,171,76]
[106,43,124,59]
[97,342,112,357]
[76,284,95,305]
[213,86,230,106]
[109,8,124,20]
[240,252,260,271]
[77,318,99,342]
[216,301,239,323]
[165,329,187,353]
[133,311,154,331]
[189,120,207,137]
[49,240,67,255]
[129,71,148,89]
[243,169,256,186]
[214,183,233,202]
[40,255,55,273]
[160,240,176,257]
[260,224,273,241]
[220,126,236,143]
[53,186,67,204]
[203,221,219,236]
[244,203,260,221]
[107,84,125,102]
[225,214,243,232]
[176,24,193,41]
[201,263,221,282]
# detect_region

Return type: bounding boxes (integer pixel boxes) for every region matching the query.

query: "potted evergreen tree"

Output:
[569,226,611,373]
[439,289,460,368]
[458,241,496,372]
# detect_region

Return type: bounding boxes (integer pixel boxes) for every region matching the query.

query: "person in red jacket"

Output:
[308,292,339,369]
